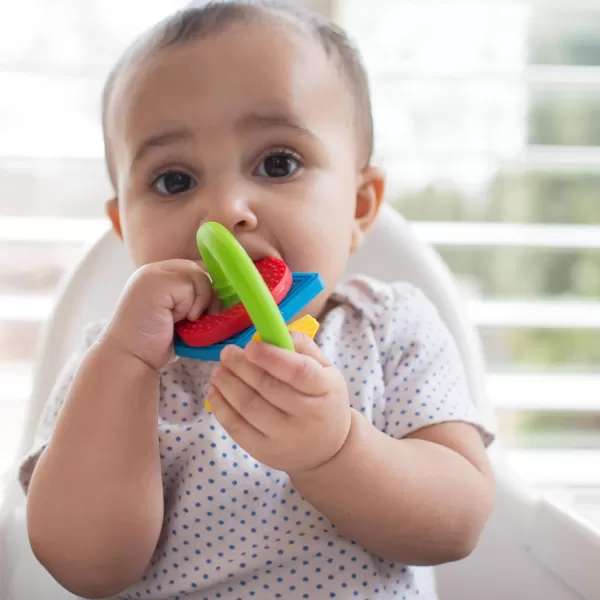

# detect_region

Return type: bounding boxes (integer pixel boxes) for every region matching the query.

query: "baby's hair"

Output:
[102,0,374,185]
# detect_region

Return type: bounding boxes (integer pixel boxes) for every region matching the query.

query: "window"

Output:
[0,0,189,474]
[0,0,598,523]
[340,0,600,523]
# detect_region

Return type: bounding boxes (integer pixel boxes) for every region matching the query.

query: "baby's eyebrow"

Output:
[131,128,194,168]
[235,111,319,142]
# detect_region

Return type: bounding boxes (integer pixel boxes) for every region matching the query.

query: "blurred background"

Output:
[0,0,598,524]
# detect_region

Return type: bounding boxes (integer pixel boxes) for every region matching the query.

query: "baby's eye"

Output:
[153,170,197,196]
[254,152,300,179]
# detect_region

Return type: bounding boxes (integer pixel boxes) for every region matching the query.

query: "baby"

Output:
[20,2,495,599]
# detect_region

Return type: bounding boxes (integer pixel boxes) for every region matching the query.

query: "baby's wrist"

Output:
[94,333,160,374]
[289,408,362,484]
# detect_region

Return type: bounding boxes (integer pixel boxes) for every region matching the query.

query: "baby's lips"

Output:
[231,236,282,264]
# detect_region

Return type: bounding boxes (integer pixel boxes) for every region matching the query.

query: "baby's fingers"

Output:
[186,268,213,321]
[291,331,330,366]
[244,336,330,396]
[159,261,212,322]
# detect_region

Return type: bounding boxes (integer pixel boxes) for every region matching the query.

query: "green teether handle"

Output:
[197,222,294,351]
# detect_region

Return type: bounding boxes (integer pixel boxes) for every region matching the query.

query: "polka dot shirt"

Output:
[20,276,493,600]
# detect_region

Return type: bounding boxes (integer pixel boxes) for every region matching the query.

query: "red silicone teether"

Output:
[175,257,292,347]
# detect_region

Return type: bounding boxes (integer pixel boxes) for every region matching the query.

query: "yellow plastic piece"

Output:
[251,314,319,342]
[205,315,319,412]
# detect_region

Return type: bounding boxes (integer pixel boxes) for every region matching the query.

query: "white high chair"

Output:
[1,204,598,600]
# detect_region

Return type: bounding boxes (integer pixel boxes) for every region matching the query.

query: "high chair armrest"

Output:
[436,461,600,600]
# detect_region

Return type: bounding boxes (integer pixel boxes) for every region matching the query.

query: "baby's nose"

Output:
[206,190,257,233]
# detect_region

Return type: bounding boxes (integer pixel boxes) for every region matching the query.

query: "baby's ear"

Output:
[350,166,385,253]
[105,197,123,239]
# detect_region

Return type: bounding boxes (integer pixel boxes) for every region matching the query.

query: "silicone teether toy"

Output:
[176,257,293,347]
[174,222,324,361]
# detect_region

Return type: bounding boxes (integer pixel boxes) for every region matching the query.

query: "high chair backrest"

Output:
[18,204,492,457]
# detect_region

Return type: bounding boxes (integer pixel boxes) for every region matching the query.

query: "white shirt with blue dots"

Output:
[20,276,493,600]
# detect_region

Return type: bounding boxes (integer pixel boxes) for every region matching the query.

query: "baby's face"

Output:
[106,21,381,317]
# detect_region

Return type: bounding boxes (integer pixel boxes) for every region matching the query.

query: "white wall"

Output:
[290,0,335,18]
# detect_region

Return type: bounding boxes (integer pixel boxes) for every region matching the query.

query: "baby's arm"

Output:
[26,260,212,598]
[210,331,494,567]
[28,344,162,597]
[211,281,495,567]
[290,285,495,565]
[290,415,495,566]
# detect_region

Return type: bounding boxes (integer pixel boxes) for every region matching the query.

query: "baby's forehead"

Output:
[111,19,340,105]
[108,25,352,132]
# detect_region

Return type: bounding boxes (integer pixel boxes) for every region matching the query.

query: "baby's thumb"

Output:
[186,270,214,321]
[290,330,329,367]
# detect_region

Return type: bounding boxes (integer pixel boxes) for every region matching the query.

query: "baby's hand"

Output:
[208,332,352,474]
[102,259,213,369]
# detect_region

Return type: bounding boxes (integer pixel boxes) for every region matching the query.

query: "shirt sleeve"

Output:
[18,322,105,493]
[380,284,494,446]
